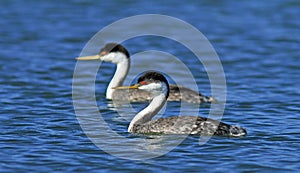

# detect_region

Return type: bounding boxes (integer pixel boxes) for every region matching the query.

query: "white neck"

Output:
[128,91,167,133]
[105,53,130,99]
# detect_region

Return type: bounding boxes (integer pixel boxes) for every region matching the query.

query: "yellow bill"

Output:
[76,55,100,60]
[113,85,139,90]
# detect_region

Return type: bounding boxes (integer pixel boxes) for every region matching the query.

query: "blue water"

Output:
[1,0,300,172]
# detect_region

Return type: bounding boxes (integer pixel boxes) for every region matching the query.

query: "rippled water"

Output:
[1,0,300,172]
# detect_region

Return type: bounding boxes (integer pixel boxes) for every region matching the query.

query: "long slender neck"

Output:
[128,93,167,132]
[106,57,130,99]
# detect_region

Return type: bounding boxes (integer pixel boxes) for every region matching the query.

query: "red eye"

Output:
[100,51,107,56]
[140,81,147,85]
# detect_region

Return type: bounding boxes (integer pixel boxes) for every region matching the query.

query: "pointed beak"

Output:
[113,84,139,90]
[76,55,101,60]
[76,51,108,61]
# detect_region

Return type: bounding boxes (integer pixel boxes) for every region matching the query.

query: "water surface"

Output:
[1,0,300,172]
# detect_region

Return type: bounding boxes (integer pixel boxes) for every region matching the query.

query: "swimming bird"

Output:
[77,43,216,103]
[114,71,246,137]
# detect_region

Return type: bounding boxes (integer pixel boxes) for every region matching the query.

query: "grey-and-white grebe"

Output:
[76,43,216,103]
[114,71,246,137]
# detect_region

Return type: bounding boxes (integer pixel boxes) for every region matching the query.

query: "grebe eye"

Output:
[140,81,147,85]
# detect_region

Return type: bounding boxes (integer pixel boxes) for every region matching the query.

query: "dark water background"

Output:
[1,0,300,172]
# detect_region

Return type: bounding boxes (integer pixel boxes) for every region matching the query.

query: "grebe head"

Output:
[114,71,170,99]
[99,43,129,64]
[76,43,129,64]
[137,71,169,98]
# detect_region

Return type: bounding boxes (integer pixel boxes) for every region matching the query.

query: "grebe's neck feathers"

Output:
[104,52,130,99]
[128,72,169,132]
[99,43,130,99]
[128,91,166,132]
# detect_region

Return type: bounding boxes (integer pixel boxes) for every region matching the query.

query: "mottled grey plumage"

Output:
[112,84,216,103]
[168,84,216,103]
[131,116,246,137]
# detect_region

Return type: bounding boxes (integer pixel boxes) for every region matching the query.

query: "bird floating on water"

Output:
[76,43,216,103]
[114,71,246,137]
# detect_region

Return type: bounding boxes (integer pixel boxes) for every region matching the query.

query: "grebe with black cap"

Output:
[76,43,216,103]
[114,71,246,137]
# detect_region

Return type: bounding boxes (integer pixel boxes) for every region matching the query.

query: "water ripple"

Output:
[1,0,300,172]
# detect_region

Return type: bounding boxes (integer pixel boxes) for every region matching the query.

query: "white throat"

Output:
[128,83,168,132]
[105,52,130,99]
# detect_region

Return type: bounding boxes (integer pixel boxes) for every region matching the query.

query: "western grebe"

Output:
[114,71,246,137]
[77,43,216,103]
